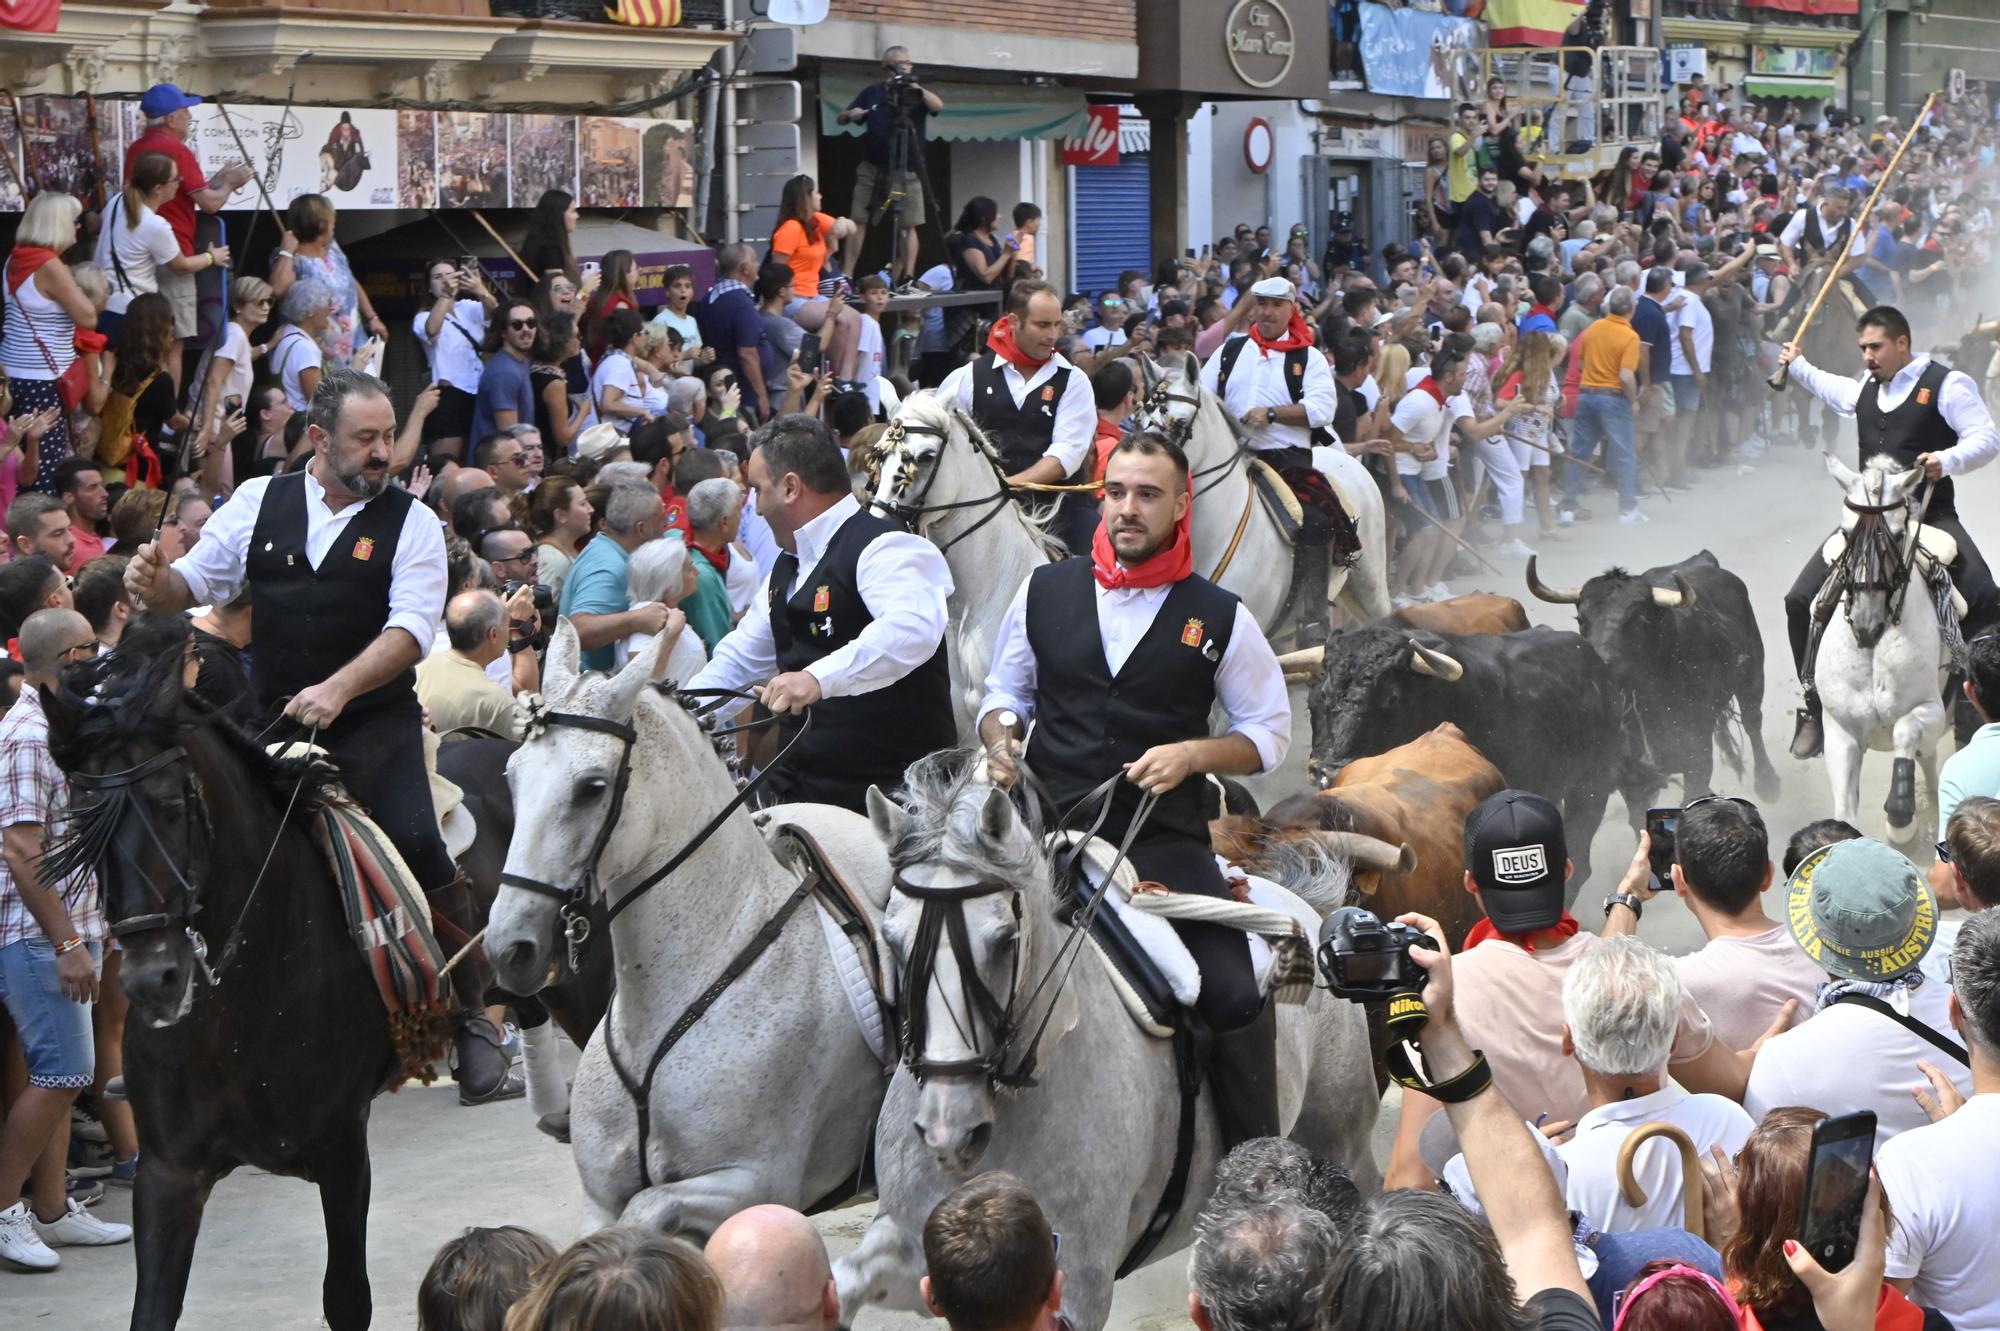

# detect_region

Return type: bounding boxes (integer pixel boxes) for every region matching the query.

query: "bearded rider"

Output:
[937,279,1099,555]
[979,432,1292,1148]
[1778,305,2000,758]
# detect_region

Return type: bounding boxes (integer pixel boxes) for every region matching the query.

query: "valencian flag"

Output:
[0,0,59,33]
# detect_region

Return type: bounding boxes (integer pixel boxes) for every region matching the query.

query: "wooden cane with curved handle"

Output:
[1616,1120,1707,1241]
[1771,90,1940,391]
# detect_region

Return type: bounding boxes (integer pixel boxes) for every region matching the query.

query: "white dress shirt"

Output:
[977,576,1291,775]
[690,493,953,700]
[1790,353,2000,475]
[1557,1085,1753,1233]
[176,472,448,654]
[939,352,1097,474]
[1779,203,1867,258]
[1199,334,1338,452]
[412,299,489,395]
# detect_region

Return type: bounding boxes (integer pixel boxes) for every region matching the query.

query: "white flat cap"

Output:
[1249,276,1299,302]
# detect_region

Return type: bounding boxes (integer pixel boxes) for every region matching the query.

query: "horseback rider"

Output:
[1777,184,1864,276]
[1778,305,2000,758]
[936,279,1099,555]
[979,431,1291,1150]
[123,365,517,1099]
[691,412,955,813]
[1199,277,1354,634]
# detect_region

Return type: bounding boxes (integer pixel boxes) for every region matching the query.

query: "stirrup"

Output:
[1790,706,1823,761]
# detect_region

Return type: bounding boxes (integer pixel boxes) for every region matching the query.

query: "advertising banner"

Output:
[1356,1,1484,102]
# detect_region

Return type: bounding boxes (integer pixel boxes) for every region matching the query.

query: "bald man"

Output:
[435,466,495,516]
[705,1205,840,1331]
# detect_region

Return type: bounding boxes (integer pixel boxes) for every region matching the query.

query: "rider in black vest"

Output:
[125,366,519,1100]
[941,280,1100,556]
[981,432,1293,1152]
[1778,306,2000,758]
[691,413,955,813]
[1780,188,1859,275]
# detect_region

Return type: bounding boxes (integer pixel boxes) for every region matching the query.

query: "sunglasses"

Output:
[1683,794,1756,813]
[1938,840,1953,866]
[509,317,538,330]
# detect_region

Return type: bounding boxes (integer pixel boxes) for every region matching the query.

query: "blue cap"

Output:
[139,84,202,119]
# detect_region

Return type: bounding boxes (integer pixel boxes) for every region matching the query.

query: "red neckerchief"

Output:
[1527,304,1557,322]
[987,318,1050,376]
[5,246,57,293]
[1464,912,1581,955]
[1248,309,1313,356]
[1091,476,1194,591]
[1413,375,1448,407]
[1091,415,1122,484]
[693,538,730,574]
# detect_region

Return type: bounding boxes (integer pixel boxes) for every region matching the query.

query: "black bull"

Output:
[1526,550,1782,810]
[1307,625,1647,897]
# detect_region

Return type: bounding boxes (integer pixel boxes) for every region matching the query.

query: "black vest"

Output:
[246,471,417,715]
[1856,359,1959,521]
[1216,336,1336,449]
[971,357,1072,475]
[1800,206,1853,262]
[1024,557,1238,841]
[767,507,955,810]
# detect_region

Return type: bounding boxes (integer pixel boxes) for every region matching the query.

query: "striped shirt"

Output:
[0,688,102,948]
[0,259,78,381]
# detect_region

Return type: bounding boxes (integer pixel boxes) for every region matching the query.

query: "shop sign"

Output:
[1750,46,1839,79]
[1060,106,1120,168]
[1225,0,1298,91]
[1324,124,1397,158]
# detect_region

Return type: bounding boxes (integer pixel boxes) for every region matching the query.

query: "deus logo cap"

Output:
[1464,789,1568,933]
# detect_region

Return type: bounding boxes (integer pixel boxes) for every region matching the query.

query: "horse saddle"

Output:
[1252,454,1362,561]
[762,815,895,1067]
[1821,524,1969,620]
[1249,457,1307,542]
[1048,832,1318,1041]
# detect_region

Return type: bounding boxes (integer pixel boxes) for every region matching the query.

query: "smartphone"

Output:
[223,394,243,417]
[458,254,477,272]
[797,330,823,376]
[1798,1111,1877,1273]
[1645,807,1679,888]
[1185,247,1196,259]
[581,259,602,276]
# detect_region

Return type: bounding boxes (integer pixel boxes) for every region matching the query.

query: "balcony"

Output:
[1661,0,1859,29]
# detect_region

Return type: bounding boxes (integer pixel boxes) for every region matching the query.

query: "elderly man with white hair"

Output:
[1556,937,1753,1233]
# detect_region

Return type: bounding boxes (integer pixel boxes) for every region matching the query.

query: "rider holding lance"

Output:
[937,280,1099,554]
[1779,305,2000,758]
[692,414,955,814]
[123,366,519,1098]
[980,431,1291,1149]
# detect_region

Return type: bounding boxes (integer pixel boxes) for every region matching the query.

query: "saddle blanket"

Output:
[311,804,453,1089]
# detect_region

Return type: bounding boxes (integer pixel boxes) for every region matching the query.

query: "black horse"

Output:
[43,617,396,1330]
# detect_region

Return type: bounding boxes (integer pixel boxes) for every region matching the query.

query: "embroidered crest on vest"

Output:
[1181,617,1204,647]
[353,537,375,561]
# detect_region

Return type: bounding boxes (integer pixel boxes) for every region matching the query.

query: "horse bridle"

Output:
[1838,488,1926,625]
[497,686,810,966]
[1133,372,1254,501]
[867,414,1031,554]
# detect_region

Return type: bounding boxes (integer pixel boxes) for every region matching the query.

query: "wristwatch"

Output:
[1264,406,1279,426]
[1603,891,1643,920]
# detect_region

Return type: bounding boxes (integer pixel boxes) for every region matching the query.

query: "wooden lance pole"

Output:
[1771,90,1939,391]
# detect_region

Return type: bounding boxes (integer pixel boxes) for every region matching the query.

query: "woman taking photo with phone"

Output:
[579,248,639,363]
[186,275,272,497]
[412,256,497,467]
[771,174,863,382]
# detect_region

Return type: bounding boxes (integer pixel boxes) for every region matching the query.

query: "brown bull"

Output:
[1211,723,1505,950]
[1384,593,1530,637]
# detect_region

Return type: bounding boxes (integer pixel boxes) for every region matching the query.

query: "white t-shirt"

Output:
[1674,924,1826,1051]
[591,351,646,434]
[412,299,489,395]
[1559,1085,1754,1233]
[1389,384,1448,478]
[651,306,702,360]
[1879,1094,2000,1328]
[1669,294,1714,375]
[1745,979,1973,1144]
[200,321,256,438]
[271,327,324,412]
[856,316,885,415]
[1081,324,1127,352]
[1434,392,1472,481]
[95,197,182,315]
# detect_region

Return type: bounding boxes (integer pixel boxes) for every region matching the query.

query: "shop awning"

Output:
[1745,76,1839,99]
[819,74,1089,143]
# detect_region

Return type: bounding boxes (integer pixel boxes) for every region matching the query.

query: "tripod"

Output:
[873,83,947,284]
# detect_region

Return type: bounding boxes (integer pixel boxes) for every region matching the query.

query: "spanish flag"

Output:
[1482,0,1583,47]
[0,0,59,33]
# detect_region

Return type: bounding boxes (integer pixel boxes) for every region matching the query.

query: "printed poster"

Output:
[397,110,437,209]
[19,95,102,204]
[580,117,645,209]
[642,120,693,209]
[1356,1,1485,102]
[509,114,578,207]
[436,111,509,210]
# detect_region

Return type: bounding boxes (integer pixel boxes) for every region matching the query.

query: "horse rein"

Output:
[1836,478,1934,625]
[1134,375,1254,501]
[497,685,813,966]
[868,414,1048,554]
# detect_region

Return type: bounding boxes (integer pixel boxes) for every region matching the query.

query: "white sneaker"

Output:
[1557,509,1576,527]
[33,1197,131,1247]
[1618,508,1650,526]
[1498,538,1538,559]
[0,1200,59,1269]
[1391,594,1421,610]
[1427,582,1454,602]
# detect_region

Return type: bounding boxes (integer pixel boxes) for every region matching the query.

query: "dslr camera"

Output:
[1315,906,1438,1003]
[503,579,556,650]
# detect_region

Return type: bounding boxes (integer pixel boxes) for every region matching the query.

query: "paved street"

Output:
[10,426,1990,1328]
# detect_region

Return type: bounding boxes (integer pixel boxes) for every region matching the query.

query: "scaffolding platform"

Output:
[1454,45,1667,180]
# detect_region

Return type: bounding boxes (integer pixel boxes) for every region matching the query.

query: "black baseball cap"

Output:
[1464,790,1568,932]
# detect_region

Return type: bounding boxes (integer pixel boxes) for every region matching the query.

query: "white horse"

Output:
[1134,351,1393,633]
[836,754,1379,1331]
[1816,454,1950,843]
[484,622,895,1234]
[865,393,1063,737]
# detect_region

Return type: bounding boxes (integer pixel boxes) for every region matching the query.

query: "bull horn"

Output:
[1525,555,1583,605]
[1408,641,1464,682]
[1314,831,1418,876]
[1275,645,1325,674]
[1651,573,1697,610]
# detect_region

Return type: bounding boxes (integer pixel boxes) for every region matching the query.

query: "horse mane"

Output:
[889,748,1047,884]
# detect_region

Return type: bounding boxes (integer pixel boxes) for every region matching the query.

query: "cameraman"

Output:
[837,46,945,283]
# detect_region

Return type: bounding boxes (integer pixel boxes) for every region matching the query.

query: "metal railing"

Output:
[1454,45,1667,176]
